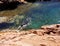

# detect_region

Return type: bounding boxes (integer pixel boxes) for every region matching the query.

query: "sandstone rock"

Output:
[0,24,60,46]
[41,24,60,35]
[0,30,60,46]
[29,29,45,36]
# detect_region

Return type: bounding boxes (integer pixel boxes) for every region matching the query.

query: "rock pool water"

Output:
[24,2,60,29]
[0,2,60,29]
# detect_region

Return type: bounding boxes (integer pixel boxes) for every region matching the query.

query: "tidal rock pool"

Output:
[0,2,60,29]
[24,2,60,29]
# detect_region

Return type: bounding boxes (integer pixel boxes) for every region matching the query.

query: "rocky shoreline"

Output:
[0,24,60,46]
[1,24,60,35]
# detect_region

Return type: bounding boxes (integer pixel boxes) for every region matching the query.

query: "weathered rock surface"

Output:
[41,24,60,35]
[0,17,9,23]
[0,24,60,46]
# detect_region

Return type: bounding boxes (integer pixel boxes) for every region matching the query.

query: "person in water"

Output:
[18,17,31,30]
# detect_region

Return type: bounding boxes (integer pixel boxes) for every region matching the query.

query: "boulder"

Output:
[41,24,60,35]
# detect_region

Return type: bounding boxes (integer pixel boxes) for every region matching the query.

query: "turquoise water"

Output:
[0,2,60,29]
[25,2,60,29]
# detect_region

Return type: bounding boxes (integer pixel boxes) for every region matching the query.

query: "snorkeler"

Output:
[18,17,31,30]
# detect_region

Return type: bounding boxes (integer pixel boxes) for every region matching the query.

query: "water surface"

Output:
[0,2,60,29]
[25,2,60,29]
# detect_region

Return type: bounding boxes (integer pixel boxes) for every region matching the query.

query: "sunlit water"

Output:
[0,2,60,29]
[25,2,60,29]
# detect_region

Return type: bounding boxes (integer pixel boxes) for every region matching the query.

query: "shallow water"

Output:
[0,2,60,29]
[24,2,60,29]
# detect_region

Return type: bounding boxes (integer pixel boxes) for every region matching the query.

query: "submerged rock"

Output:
[0,17,9,23]
[0,2,32,29]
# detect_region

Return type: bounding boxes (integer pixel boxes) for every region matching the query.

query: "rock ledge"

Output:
[0,24,60,46]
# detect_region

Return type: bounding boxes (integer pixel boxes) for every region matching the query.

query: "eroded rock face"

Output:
[28,24,60,36]
[0,24,60,46]
[41,24,60,35]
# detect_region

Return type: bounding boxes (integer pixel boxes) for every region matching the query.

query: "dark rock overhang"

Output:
[0,1,25,11]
